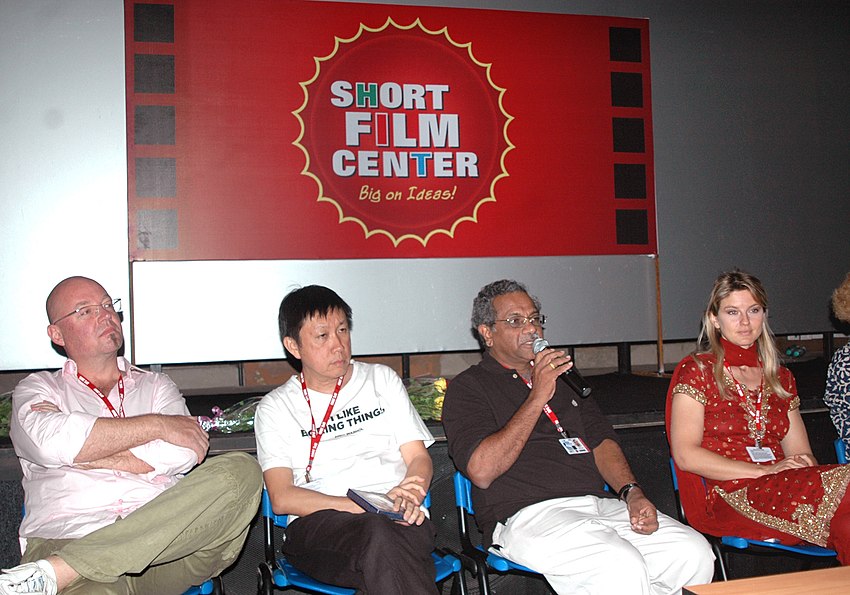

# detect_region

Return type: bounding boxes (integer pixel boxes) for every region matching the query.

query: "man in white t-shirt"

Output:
[254,285,437,594]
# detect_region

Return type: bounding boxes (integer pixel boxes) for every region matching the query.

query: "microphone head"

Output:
[531,335,549,354]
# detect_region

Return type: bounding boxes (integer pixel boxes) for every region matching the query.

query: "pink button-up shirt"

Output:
[11,358,197,545]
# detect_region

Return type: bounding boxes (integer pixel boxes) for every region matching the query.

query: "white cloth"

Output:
[490,495,715,595]
[255,361,434,497]
[10,358,197,542]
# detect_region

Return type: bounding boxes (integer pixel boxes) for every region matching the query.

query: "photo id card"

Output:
[746,446,776,463]
[559,437,590,455]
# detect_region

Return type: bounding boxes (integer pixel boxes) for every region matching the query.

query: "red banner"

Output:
[126,0,654,260]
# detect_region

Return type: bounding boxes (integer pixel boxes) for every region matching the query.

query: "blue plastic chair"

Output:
[835,438,847,464]
[257,488,466,594]
[668,458,836,581]
[452,471,542,595]
[183,577,221,595]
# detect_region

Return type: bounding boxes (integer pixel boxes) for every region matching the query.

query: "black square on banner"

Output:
[136,158,176,197]
[614,164,646,199]
[611,72,643,107]
[613,118,645,153]
[609,27,642,62]
[134,4,174,43]
[616,210,649,245]
[134,54,175,94]
[135,105,175,145]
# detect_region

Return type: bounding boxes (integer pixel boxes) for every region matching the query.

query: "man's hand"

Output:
[35,402,207,469]
[387,474,428,526]
[529,347,573,405]
[156,415,209,462]
[625,488,658,535]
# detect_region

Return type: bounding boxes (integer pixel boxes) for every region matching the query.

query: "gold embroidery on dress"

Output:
[714,465,850,547]
[673,383,707,405]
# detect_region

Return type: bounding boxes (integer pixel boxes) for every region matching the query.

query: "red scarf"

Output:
[721,336,760,367]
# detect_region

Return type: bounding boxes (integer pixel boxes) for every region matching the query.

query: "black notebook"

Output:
[346,488,405,521]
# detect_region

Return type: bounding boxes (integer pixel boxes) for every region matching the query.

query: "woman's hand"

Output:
[765,453,815,474]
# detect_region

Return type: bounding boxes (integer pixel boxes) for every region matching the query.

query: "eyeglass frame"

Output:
[494,314,547,328]
[51,298,122,325]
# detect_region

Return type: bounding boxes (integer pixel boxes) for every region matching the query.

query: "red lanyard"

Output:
[723,361,765,447]
[521,364,570,439]
[76,373,124,418]
[542,404,570,439]
[300,372,344,483]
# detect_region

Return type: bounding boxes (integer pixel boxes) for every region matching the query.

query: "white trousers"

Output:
[490,495,714,595]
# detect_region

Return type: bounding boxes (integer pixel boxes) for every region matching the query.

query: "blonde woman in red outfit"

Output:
[668,270,850,563]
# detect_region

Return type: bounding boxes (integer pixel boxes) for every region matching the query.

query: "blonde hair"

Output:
[695,270,790,399]
[832,272,850,323]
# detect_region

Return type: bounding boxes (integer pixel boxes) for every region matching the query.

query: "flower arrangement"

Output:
[197,396,262,433]
[405,377,447,421]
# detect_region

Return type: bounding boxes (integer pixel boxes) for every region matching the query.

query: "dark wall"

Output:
[389,0,850,339]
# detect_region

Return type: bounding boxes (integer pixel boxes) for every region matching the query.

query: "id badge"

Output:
[559,437,590,455]
[746,446,776,463]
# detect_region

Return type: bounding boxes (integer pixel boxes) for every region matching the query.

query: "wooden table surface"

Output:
[684,565,849,595]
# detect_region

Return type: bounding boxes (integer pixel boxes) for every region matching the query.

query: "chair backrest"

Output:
[451,471,482,560]
[453,471,475,515]
[182,579,217,595]
[668,453,718,533]
[261,488,290,529]
[835,438,847,464]
[668,458,691,525]
[669,459,678,492]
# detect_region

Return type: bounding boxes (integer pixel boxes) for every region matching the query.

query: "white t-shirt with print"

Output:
[255,361,434,497]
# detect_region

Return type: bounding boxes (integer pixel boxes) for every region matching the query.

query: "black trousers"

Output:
[282,509,438,594]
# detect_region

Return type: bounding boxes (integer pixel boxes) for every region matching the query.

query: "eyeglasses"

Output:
[51,298,122,324]
[496,314,547,328]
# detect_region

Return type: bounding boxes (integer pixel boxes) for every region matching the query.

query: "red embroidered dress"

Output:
[666,353,850,555]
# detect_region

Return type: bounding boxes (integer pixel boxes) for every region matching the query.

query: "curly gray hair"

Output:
[471,279,541,345]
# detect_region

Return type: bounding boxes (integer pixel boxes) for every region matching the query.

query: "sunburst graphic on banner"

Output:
[293,17,514,247]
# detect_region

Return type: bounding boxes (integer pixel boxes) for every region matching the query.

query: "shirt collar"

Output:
[62,356,134,380]
[480,351,526,377]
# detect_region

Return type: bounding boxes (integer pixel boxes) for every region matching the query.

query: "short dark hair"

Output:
[471,279,540,344]
[278,285,353,344]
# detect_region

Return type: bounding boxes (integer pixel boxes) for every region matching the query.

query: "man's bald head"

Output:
[46,276,103,324]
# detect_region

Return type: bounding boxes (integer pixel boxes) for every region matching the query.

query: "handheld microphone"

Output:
[532,335,592,398]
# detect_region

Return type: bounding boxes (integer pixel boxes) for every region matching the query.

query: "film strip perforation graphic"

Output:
[129,1,178,256]
[610,26,651,247]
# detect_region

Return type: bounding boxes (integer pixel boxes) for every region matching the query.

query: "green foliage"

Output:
[405,377,446,421]
[0,392,11,438]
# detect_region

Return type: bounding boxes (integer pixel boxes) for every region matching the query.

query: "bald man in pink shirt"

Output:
[1,276,261,595]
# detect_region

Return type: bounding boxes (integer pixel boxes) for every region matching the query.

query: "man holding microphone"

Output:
[441,279,713,594]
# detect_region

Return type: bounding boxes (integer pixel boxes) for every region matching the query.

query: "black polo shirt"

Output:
[442,352,619,544]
